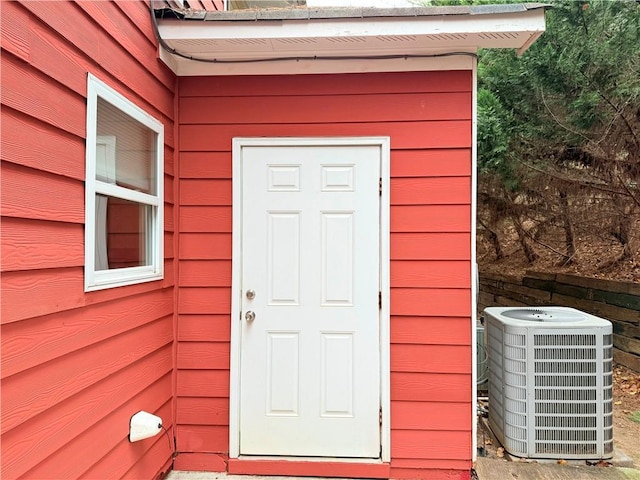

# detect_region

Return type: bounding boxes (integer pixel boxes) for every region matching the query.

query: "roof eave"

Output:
[154,4,547,76]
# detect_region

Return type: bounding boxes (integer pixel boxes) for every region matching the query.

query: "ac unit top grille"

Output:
[498,308,587,322]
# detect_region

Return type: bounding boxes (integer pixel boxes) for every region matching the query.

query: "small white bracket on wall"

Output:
[129,411,162,442]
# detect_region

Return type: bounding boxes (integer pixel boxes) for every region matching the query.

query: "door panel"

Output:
[239,142,381,458]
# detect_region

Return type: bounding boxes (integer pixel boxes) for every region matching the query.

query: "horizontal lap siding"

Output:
[177,102,234,473]
[0,2,176,480]
[177,142,232,469]
[177,71,473,475]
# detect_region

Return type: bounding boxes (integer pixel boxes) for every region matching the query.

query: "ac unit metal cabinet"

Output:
[484,306,613,460]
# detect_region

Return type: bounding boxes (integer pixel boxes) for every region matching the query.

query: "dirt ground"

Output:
[477,364,640,468]
[612,364,640,465]
[477,221,640,284]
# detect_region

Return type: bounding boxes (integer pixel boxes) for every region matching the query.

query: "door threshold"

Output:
[229,457,390,478]
[237,456,384,463]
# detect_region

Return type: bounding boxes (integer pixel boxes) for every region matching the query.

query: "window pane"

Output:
[95,194,151,270]
[96,97,157,194]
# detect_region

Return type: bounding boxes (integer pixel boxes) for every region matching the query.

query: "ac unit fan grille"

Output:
[532,332,613,458]
[534,348,596,360]
[536,429,597,442]
[535,389,597,401]
[535,334,596,346]
[535,375,596,387]
[535,361,597,374]
[535,416,596,428]
[535,443,598,456]
[535,402,597,415]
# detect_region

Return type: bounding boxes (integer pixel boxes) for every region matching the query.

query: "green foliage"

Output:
[477,88,511,175]
[532,1,640,134]
[477,0,640,176]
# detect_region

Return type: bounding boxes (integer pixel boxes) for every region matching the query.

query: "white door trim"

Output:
[229,137,390,462]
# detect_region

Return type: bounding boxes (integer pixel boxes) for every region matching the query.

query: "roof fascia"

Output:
[158,9,545,43]
[155,7,546,75]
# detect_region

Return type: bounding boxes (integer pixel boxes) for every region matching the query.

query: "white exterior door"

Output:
[237,139,382,458]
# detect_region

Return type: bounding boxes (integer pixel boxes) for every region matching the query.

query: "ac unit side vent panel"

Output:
[485,306,613,460]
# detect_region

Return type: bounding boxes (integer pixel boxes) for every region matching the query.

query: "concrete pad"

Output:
[475,458,640,480]
[165,473,361,480]
[166,467,640,480]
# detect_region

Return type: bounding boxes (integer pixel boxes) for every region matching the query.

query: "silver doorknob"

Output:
[246,289,256,300]
[245,311,256,322]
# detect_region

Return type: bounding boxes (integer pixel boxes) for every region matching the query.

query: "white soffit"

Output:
[155,5,547,76]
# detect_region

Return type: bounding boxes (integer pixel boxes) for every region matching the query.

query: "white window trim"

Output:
[85,74,164,292]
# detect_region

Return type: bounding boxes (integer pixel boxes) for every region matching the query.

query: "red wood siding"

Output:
[176,71,473,476]
[0,2,177,479]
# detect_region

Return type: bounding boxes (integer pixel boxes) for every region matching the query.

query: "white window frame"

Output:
[84,74,164,292]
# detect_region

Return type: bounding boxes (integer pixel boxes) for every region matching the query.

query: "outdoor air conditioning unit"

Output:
[484,306,613,460]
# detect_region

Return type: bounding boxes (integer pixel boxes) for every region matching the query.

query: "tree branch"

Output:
[520,222,571,259]
[519,160,630,197]
[616,171,640,209]
[539,88,595,146]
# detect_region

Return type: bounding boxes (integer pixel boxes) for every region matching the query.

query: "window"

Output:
[85,74,164,291]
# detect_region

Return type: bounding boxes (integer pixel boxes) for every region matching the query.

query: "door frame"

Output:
[229,137,390,462]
